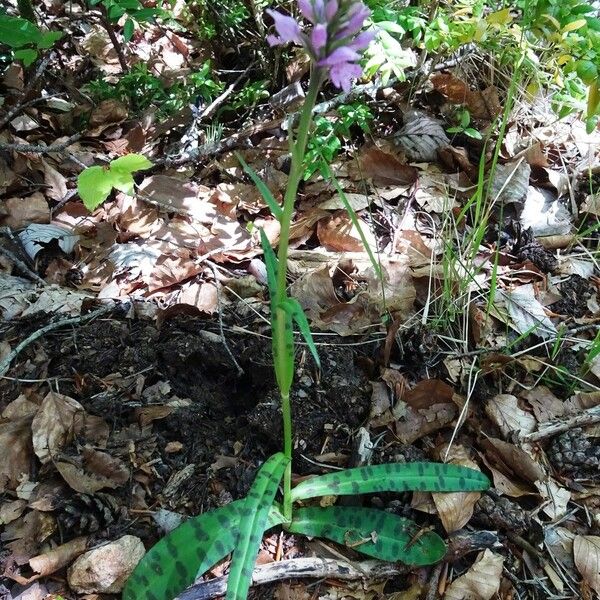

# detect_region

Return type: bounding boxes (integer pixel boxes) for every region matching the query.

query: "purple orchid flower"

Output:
[266,0,373,92]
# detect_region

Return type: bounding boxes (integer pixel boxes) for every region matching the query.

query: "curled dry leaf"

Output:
[357,143,418,186]
[481,438,545,491]
[29,536,89,579]
[31,392,84,465]
[432,445,482,533]
[444,549,504,600]
[485,394,536,438]
[394,403,457,444]
[317,210,376,253]
[574,536,600,596]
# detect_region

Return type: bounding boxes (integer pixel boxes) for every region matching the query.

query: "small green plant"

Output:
[77,153,152,210]
[304,102,373,179]
[85,62,222,116]
[124,4,489,600]
[0,13,63,66]
[447,108,483,140]
[89,0,168,41]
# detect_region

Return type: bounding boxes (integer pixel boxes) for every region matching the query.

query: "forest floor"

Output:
[1,1,600,599]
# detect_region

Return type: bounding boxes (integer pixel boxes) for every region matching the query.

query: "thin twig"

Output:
[425,562,444,600]
[0,245,46,285]
[0,53,53,130]
[0,132,82,154]
[0,303,121,377]
[98,7,128,73]
[207,263,244,377]
[520,405,600,442]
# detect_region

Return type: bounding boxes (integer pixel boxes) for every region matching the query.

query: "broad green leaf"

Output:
[123,18,135,42]
[226,453,289,600]
[123,502,287,600]
[13,48,37,66]
[0,15,40,47]
[37,30,63,49]
[235,152,283,219]
[279,297,320,369]
[291,462,490,502]
[288,506,446,566]
[123,500,244,600]
[109,169,135,195]
[77,165,114,211]
[110,153,153,174]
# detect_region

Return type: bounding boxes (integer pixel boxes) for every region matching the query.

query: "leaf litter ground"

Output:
[1,2,600,598]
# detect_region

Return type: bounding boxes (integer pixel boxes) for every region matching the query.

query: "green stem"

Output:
[277,68,324,523]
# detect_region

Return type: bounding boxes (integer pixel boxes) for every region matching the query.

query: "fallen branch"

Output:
[176,557,409,600]
[0,302,122,377]
[520,405,600,442]
[0,245,46,285]
[0,132,81,154]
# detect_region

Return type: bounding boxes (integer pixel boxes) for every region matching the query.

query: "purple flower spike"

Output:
[298,0,316,23]
[265,0,373,91]
[329,62,363,92]
[311,24,328,53]
[266,9,303,44]
[325,0,339,21]
[319,46,360,66]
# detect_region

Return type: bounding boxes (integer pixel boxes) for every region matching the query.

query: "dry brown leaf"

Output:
[535,479,571,519]
[485,394,536,437]
[0,499,27,525]
[31,392,84,465]
[394,403,457,444]
[432,445,482,533]
[317,211,376,252]
[357,143,418,186]
[1,510,56,565]
[134,405,174,427]
[574,536,600,596]
[88,99,128,129]
[394,230,433,267]
[405,379,454,409]
[0,417,33,492]
[29,536,89,578]
[521,386,566,422]
[1,192,50,229]
[479,453,535,497]
[55,447,130,493]
[1,394,39,420]
[444,549,504,600]
[482,438,545,486]
[41,159,68,201]
[431,73,501,120]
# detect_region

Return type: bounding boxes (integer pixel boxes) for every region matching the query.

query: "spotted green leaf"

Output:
[123,500,245,600]
[123,497,288,600]
[288,506,446,566]
[226,452,289,600]
[291,462,490,502]
[235,152,283,219]
[279,297,320,369]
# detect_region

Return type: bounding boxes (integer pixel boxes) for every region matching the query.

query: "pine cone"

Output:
[56,493,124,537]
[547,428,600,481]
[474,494,531,534]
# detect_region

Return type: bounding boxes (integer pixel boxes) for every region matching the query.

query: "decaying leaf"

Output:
[497,284,557,339]
[444,549,504,600]
[574,535,600,596]
[357,143,418,186]
[393,110,449,162]
[485,394,536,437]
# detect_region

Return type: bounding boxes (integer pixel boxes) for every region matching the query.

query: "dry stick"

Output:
[0,132,81,154]
[0,245,46,285]
[176,558,409,600]
[0,303,121,377]
[0,53,53,130]
[520,405,600,442]
[425,562,444,600]
[98,7,128,73]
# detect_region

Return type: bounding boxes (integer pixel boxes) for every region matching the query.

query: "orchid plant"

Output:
[124,4,490,599]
